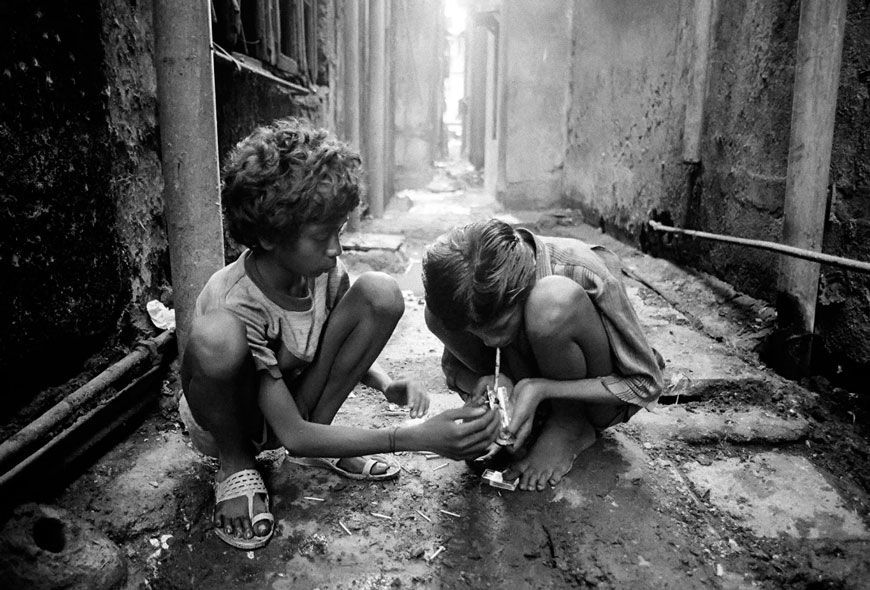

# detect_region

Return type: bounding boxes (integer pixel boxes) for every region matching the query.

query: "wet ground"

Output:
[3,164,870,590]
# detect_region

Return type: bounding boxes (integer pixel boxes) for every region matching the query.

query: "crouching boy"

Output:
[422,219,663,491]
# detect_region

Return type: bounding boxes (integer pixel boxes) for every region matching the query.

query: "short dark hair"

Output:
[221,117,362,249]
[422,219,536,331]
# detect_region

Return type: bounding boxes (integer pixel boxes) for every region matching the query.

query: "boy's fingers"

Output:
[441,406,486,422]
[456,407,495,430]
[461,409,500,445]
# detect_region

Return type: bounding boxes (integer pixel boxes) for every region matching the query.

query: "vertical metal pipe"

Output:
[384,0,395,203]
[343,0,363,231]
[367,0,387,217]
[483,25,498,196]
[153,0,225,353]
[467,21,487,170]
[777,0,846,371]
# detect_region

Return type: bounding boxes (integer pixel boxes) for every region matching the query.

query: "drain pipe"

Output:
[0,331,175,479]
[153,0,226,353]
[365,0,387,218]
[778,0,847,371]
[646,220,870,274]
[343,0,362,231]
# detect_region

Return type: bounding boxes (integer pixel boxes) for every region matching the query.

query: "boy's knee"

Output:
[186,310,249,378]
[352,272,404,320]
[524,276,590,339]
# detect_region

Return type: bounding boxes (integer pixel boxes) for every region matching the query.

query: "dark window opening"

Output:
[213,0,320,86]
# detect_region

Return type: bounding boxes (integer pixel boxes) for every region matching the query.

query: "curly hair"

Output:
[221,118,363,249]
[422,219,537,331]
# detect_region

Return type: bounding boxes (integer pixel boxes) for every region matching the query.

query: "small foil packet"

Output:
[486,386,516,447]
[482,469,517,491]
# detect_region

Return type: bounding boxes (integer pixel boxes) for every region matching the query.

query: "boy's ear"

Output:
[258,237,276,252]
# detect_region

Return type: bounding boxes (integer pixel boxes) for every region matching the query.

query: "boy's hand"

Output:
[384,378,430,418]
[506,378,543,449]
[415,406,500,460]
[468,374,514,407]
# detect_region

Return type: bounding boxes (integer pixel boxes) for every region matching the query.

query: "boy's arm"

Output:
[514,375,619,406]
[360,361,391,392]
[362,362,429,418]
[506,375,623,448]
[257,372,499,459]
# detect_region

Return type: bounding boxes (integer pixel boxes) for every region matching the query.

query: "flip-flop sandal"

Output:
[213,469,274,550]
[285,455,400,481]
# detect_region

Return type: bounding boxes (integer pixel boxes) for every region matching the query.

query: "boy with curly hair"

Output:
[422,219,663,492]
[179,118,498,549]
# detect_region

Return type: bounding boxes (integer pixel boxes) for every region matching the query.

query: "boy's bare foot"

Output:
[214,465,272,541]
[503,414,596,491]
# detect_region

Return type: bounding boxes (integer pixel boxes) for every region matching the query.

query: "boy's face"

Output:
[467,304,524,348]
[272,218,347,277]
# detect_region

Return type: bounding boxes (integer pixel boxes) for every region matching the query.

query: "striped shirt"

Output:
[519,229,663,409]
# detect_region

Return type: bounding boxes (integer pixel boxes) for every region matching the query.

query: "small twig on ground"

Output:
[304,496,325,502]
[433,462,449,471]
[415,509,431,522]
[439,509,460,518]
[426,545,446,562]
[339,520,352,536]
[371,512,393,520]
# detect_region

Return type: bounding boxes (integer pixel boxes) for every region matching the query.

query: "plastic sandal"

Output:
[285,456,400,481]
[213,469,274,550]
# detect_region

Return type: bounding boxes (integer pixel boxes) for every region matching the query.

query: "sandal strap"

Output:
[250,511,275,528]
[361,457,392,477]
[215,468,268,504]
[361,459,378,477]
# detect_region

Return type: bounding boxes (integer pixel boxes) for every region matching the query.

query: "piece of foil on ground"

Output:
[482,469,517,491]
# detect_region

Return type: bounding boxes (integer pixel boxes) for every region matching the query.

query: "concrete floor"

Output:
[2,168,869,590]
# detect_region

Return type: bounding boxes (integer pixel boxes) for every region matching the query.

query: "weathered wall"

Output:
[683,1,798,298]
[564,0,691,237]
[102,0,170,333]
[0,1,331,418]
[499,0,573,208]
[562,0,870,380]
[392,0,445,191]
[687,1,870,379]
[0,1,165,415]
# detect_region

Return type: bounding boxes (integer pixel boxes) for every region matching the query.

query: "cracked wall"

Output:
[498,0,573,208]
[0,1,332,419]
[560,0,870,381]
[563,0,692,240]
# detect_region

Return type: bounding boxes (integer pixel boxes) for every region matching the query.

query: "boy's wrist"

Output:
[393,424,411,452]
[522,378,547,403]
[364,369,391,394]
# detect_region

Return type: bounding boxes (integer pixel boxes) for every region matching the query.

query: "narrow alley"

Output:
[1,2,869,590]
[4,171,868,589]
